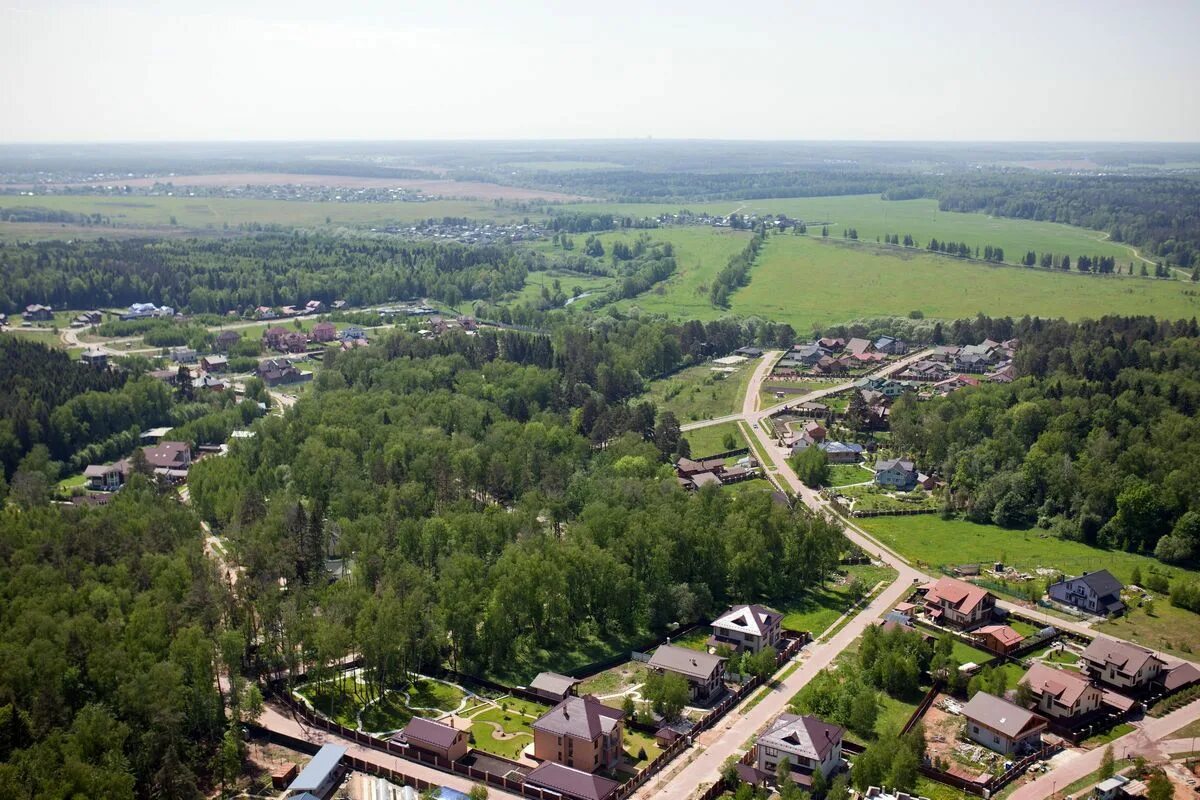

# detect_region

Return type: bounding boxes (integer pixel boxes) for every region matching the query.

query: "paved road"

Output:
[259,702,518,799]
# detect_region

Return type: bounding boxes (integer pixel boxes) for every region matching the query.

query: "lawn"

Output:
[623,728,663,766]
[643,361,754,424]
[778,563,898,636]
[836,483,939,512]
[468,706,536,760]
[1170,717,1200,740]
[726,233,1199,334]
[1082,722,1135,748]
[407,678,465,712]
[359,692,420,732]
[681,421,747,458]
[875,691,921,738]
[578,662,648,697]
[825,464,874,488]
[1096,600,1200,656]
[295,674,367,729]
[486,626,656,686]
[721,476,777,497]
[948,639,992,666]
[914,776,973,800]
[857,515,1199,589]
[668,627,712,652]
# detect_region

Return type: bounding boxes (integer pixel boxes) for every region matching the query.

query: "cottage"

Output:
[263,326,291,350]
[280,332,309,353]
[920,577,995,630]
[800,420,826,443]
[711,604,782,654]
[532,694,624,772]
[529,672,581,703]
[1080,639,1165,691]
[257,359,308,386]
[789,344,830,366]
[793,401,828,418]
[961,692,1047,755]
[304,299,326,314]
[972,624,1025,655]
[874,458,917,490]
[648,644,726,702]
[84,463,126,491]
[200,355,228,372]
[192,374,225,392]
[23,304,53,322]
[311,321,337,342]
[817,337,845,352]
[169,347,198,363]
[523,762,620,800]
[873,336,907,355]
[755,714,844,787]
[340,325,368,341]
[396,717,468,762]
[820,441,864,464]
[1047,570,1125,616]
[286,744,346,798]
[1019,663,1103,721]
[214,330,241,352]
[80,350,108,368]
[845,337,872,356]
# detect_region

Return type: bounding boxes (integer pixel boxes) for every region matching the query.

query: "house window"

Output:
[972,726,979,734]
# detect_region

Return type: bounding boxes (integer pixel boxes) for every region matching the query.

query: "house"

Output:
[1047,570,1125,616]
[916,473,939,490]
[80,350,108,368]
[972,624,1025,655]
[648,644,726,702]
[84,462,126,491]
[874,458,917,490]
[710,604,783,654]
[257,359,308,386]
[286,744,346,798]
[789,344,830,366]
[280,332,310,353]
[962,692,1046,755]
[523,762,620,800]
[800,420,826,443]
[529,672,581,703]
[397,717,468,762]
[22,304,53,322]
[310,321,337,342]
[873,336,907,355]
[845,337,872,356]
[792,401,828,418]
[192,374,225,392]
[756,714,844,787]
[255,306,278,319]
[920,577,995,630]
[340,325,367,341]
[169,346,197,363]
[74,310,102,326]
[141,441,192,482]
[214,330,241,352]
[200,355,228,372]
[1019,663,1103,721]
[675,457,726,477]
[532,694,624,772]
[263,326,291,350]
[734,346,764,358]
[954,352,991,373]
[304,299,326,314]
[813,356,848,376]
[1080,639,1165,691]
[820,441,864,464]
[817,337,845,352]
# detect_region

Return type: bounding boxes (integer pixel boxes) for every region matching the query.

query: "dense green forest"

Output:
[890,315,1200,566]
[188,323,847,685]
[0,235,534,313]
[0,486,244,798]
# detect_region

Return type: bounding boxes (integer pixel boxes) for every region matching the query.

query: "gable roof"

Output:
[712,604,782,638]
[975,625,1025,648]
[924,577,992,615]
[524,762,619,800]
[1081,638,1164,674]
[532,694,623,741]
[1057,570,1124,601]
[962,692,1047,739]
[1020,663,1094,708]
[845,337,872,355]
[400,717,463,750]
[648,643,725,681]
[758,713,843,761]
[288,744,346,792]
[875,457,915,474]
[142,441,189,469]
[530,672,579,697]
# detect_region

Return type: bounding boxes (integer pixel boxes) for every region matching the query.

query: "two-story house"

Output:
[1019,663,1103,722]
[874,458,917,490]
[1047,570,1125,616]
[756,714,844,789]
[710,604,783,654]
[1080,639,1165,692]
[532,695,624,773]
[962,692,1047,755]
[920,577,995,630]
[647,644,726,702]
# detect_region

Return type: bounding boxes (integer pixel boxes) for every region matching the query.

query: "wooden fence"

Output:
[850,507,938,518]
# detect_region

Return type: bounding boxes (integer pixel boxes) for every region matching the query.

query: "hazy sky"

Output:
[3,0,1198,142]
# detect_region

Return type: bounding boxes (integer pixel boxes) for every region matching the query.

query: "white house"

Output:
[756,714,844,788]
[710,604,782,654]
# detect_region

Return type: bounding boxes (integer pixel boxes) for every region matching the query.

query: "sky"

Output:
[2,0,1199,143]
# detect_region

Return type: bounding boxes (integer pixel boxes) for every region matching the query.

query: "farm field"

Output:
[573,195,1148,269]
[856,515,1198,588]
[727,234,1200,333]
[641,359,755,423]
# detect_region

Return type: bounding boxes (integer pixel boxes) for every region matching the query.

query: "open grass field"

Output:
[513,269,616,308]
[778,563,897,636]
[727,234,1200,334]
[857,515,1198,588]
[825,464,874,487]
[573,195,1148,269]
[641,360,755,423]
[680,421,746,458]
[1095,600,1200,657]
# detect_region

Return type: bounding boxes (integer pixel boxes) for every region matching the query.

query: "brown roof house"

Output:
[396,717,468,763]
[972,624,1025,655]
[214,330,241,352]
[532,694,624,773]
[961,692,1047,755]
[1019,663,1103,721]
[755,714,844,789]
[648,644,726,702]
[920,577,995,631]
[710,604,783,654]
[523,762,619,800]
[529,672,581,703]
[1080,639,1165,692]
[311,321,337,342]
